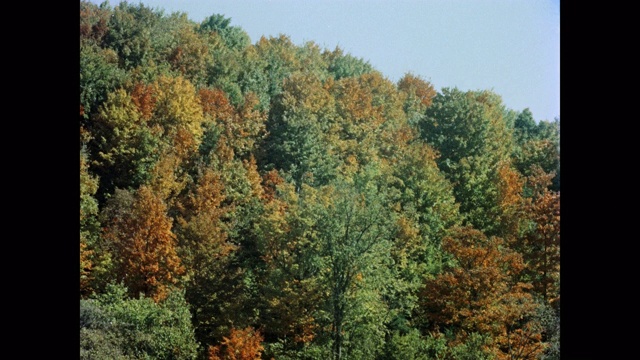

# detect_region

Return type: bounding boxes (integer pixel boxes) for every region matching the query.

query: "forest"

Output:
[80,1,560,359]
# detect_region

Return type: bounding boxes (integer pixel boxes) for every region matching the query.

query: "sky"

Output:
[85,0,560,123]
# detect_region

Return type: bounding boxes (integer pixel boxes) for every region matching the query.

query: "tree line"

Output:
[80,1,560,359]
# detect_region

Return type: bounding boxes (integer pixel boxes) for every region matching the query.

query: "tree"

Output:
[418,226,545,359]
[312,169,398,360]
[419,88,515,235]
[199,14,251,51]
[102,1,161,69]
[397,73,437,127]
[80,284,198,360]
[253,177,323,349]
[512,110,560,191]
[80,44,127,120]
[208,327,265,360]
[199,87,267,160]
[167,22,212,86]
[517,167,560,304]
[260,71,339,187]
[324,47,374,80]
[90,88,161,198]
[81,147,107,297]
[102,186,184,302]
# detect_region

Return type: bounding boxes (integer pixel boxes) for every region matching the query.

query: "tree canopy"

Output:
[79,2,559,358]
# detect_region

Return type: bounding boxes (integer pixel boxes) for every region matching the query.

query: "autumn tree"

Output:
[516,167,560,304]
[167,21,212,86]
[172,164,239,351]
[101,186,184,302]
[208,327,264,360]
[199,87,267,161]
[397,72,437,126]
[417,226,545,359]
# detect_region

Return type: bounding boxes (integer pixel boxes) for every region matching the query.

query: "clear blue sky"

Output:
[86,0,560,122]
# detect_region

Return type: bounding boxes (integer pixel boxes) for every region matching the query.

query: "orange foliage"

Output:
[130,82,157,121]
[208,327,264,360]
[199,88,267,158]
[199,88,235,120]
[419,226,544,359]
[178,167,235,263]
[519,168,560,303]
[397,73,437,108]
[104,186,184,302]
[261,169,285,202]
[496,161,525,238]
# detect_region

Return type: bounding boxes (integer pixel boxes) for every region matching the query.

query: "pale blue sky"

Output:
[85,0,560,122]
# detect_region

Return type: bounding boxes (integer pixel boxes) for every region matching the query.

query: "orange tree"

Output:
[417,226,545,359]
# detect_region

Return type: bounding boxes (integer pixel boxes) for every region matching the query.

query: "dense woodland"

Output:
[80,1,560,359]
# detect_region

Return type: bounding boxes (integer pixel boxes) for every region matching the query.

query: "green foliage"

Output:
[419,88,514,235]
[80,44,127,119]
[312,167,399,360]
[380,329,432,360]
[90,88,160,198]
[449,332,496,360]
[260,72,339,187]
[103,1,162,70]
[199,14,251,51]
[513,112,560,190]
[325,47,374,80]
[80,284,198,360]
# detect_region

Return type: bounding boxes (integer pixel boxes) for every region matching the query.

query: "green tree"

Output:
[313,168,398,360]
[253,176,323,350]
[90,88,160,200]
[324,47,374,80]
[419,88,515,235]
[81,147,111,297]
[80,44,127,120]
[80,284,198,360]
[199,14,251,51]
[102,1,162,70]
[260,72,339,187]
[513,112,560,191]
